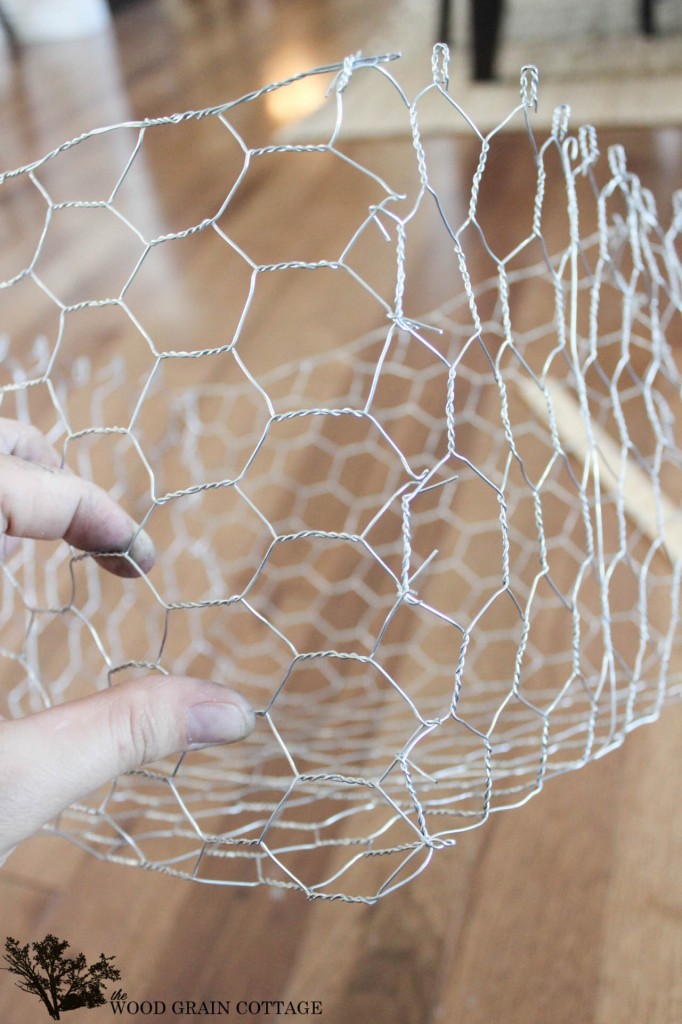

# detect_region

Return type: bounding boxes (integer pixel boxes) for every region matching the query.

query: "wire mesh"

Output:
[1,48,681,901]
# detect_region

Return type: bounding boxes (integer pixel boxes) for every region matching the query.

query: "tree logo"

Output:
[2,933,121,1019]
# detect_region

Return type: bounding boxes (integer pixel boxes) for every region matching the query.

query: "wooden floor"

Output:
[1,2,681,1022]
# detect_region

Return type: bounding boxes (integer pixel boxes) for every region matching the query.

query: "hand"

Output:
[0,418,254,864]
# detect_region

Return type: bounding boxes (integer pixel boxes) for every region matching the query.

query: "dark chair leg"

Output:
[437,0,453,44]
[470,0,505,81]
[0,2,20,54]
[640,0,655,35]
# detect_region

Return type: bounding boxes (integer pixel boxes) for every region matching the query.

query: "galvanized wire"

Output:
[0,49,681,901]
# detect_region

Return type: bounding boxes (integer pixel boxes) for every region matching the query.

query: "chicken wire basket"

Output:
[1,49,681,902]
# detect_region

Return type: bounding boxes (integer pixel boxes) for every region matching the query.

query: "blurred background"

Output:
[0,3,681,1023]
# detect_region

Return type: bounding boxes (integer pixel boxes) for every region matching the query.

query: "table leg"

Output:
[470,0,505,80]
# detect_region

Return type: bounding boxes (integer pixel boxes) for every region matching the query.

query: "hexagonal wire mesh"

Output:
[1,48,681,901]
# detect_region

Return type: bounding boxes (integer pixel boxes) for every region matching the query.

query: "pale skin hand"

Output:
[0,418,254,864]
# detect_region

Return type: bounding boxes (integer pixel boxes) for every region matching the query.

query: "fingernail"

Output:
[186,701,253,748]
[1,536,21,560]
[129,528,156,573]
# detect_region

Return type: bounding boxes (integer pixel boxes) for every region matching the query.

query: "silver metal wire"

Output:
[1,49,681,902]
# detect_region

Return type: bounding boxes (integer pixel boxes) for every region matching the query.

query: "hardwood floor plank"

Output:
[594,713,682,1024]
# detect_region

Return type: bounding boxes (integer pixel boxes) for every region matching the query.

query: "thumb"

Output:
[0,676,254,859]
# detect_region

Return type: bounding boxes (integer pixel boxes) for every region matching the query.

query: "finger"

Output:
[0,454,155,576]
[0,676,255,857]
[0,417,62,468]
